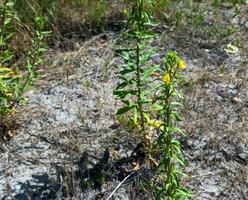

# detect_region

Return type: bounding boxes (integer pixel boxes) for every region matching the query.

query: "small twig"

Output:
[192,172,215,178]
[106,171,136,200]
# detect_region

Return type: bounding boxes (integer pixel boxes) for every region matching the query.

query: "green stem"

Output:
[136,40,146,146]
[164,86,173,195]
[12,34,41,107]
[0,0,7,57]
[134,0,147,148]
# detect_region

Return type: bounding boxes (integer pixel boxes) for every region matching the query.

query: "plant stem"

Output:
[136,40,146,147]
[134,0,147,149]
[0,0,7,58]
[12,35,41,108]
[165,86,173,194]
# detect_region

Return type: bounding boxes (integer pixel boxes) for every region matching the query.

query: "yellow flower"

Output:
[162,73,170,84]
[178,60,187,69]
[147,119,164,130]
[5,92,13,97]
[0,67,13,73]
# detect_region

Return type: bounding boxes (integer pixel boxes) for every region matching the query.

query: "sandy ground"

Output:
[0,2,247,200]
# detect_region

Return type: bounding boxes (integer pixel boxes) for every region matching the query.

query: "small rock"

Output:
[237,153,247,162]
[232,97,243,104]
[214,95,223,102]
[245,21,248,29]
[187,139,194,147]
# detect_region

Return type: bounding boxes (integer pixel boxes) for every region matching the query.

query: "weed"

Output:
[192,14,204,28]
[150,52,191,199]
[114,0,158,150]
[0,0,50,122]
[114,0,191,199]
[82,80,91,92]
[220,65,226,76]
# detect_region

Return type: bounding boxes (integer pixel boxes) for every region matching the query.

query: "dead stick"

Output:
[106,171,135,200]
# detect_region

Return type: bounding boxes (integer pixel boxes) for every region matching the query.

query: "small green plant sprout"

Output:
[151,51,191,199]
[220,65,225,76]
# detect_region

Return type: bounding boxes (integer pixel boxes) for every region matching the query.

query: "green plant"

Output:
[220,65,225,76]
[0,0,50,121]
[114,0,157,150]
[18,16,50,96]
[192,14,204,28]
[0,0,16,67]
[0,0,16,117]
[114,0,191,199]
[0,67,16,117]
[151,52,191,199]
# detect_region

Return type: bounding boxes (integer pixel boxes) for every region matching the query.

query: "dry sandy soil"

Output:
[0,2,247,200]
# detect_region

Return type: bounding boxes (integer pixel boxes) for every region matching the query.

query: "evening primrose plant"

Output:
[150,52,191,199]
[0,0,19,119]
[114,0,158,151]
[0,0,49,122]
[0,67,16,117]
[114,0,191,199]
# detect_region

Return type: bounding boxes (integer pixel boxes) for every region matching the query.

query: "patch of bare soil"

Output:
[0,2,247,200]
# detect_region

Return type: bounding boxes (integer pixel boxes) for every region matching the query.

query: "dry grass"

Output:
[1,0,247,199]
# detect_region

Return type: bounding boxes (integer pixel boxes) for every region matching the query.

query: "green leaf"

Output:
[4,18,11,26]
[116,104,136,115]
[174,155,186,166]
[2,54,14,63]
[171,101,183,107]
[176,188,191,198]
[122,51,130,61]
[113,89,137,99]
[171,140,182,153]
[6,2,14,6]
[152,103,163,111]
[132,107,138,125]
[144,21,159,27]
[116,81,128,90]
[41,31,52,35]
[173,168,189,178]
[121,100,130,105]
[119,66,136,75]
[174,88,182,99]
[38,47,48,52]
[171,172,180,186]
[172,127,186,136]
[170,111,180,121]
[115,48,134,55]
[5,32,14,41]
